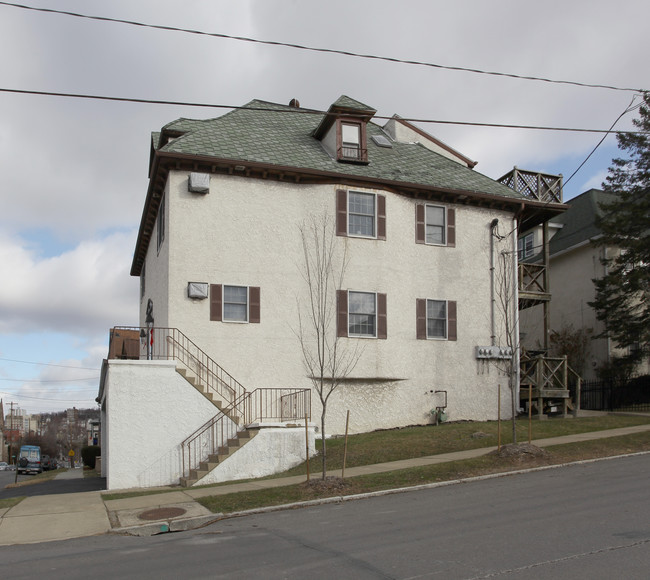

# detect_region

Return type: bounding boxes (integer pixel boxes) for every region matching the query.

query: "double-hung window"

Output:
[210,284,261,323]
[337,290,387,339]
[426,205,446,245]
[416,299,457,341]
[415,203,455,247]
[348,291,377,337]
[517,232,534,260]
[336,190,386,240]
[348,192,375,237]
[223,285,248,322]
[341,122,362,160]
[426,300,447,339]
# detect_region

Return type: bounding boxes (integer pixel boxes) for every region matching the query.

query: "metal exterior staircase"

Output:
[106,327,311,487]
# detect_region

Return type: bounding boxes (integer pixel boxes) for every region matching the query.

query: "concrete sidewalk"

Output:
[1,423,650,545]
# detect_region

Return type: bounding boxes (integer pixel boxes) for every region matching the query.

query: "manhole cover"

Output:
[138,507,187,521]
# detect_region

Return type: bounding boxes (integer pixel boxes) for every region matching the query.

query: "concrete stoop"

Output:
[179,428,259,487]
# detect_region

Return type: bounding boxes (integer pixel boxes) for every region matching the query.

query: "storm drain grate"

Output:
[138,507,187,521]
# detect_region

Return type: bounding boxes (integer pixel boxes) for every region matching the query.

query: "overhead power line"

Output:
[0,377,99,383]
[0,87,645,135]
[564,96,642,187]
[0,356,100,371]
[0,1,645,94]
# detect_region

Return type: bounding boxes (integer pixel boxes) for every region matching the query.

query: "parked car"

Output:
[0,461,9,471]
[17,445,42,475]
[41,455,52,471]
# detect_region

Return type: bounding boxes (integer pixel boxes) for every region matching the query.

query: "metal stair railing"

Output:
[181,388,311,480]
[108,327,312,482]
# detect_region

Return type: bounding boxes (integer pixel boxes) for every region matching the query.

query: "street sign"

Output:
[68,449,75,457]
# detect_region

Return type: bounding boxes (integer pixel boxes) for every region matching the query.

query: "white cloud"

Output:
[0,229,139,336]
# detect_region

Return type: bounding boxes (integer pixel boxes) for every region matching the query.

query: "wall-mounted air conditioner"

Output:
[188,172,210,194]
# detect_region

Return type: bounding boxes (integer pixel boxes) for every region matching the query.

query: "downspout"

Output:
[513,204,525,412]
[489,219,499,346]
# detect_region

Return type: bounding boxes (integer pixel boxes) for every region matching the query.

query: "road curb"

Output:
[213,450,650,521]
[109,513,224,537]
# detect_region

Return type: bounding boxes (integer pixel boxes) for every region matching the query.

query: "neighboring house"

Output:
[519,188,649,380]
[97,96,563,490]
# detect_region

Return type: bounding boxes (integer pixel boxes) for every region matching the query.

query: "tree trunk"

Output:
[320,403,327,480]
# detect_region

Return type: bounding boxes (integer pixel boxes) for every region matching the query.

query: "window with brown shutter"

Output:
[377,293,387,339]
[336,190,386,240]
[210,284,222,321]
[210,284,260,323]
[447,300,457,341]
[415,203,455,247]
[341,290,387,339]
[416,298,427,339]
[417,298,457,341]
[337,289,348,337]
[447,208,456,248]
[249,287,261,324]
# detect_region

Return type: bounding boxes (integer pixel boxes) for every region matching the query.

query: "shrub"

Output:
[81,445,101,469]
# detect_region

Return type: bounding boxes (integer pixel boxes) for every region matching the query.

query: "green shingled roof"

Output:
[154,98,523,200]
[549,188,617,255]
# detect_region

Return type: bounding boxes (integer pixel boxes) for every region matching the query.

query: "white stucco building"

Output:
[98,96,562,489]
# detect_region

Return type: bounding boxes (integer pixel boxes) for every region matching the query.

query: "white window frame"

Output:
[426,299,448,340]
[348,191,377,239]
[340,122,362,160]
[348,290,377,338]
[425,203,446,246]
[517,232,534,260]
[223,285,249,323]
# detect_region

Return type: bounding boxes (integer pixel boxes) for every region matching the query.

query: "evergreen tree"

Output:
[590,91,650,374]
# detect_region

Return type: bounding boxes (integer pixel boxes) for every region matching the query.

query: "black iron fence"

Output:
[580,376,650,412]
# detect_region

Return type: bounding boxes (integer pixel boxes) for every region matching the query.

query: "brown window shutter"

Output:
[377,195,386,240]
[447,208,456,247]
[337,290,348,337]
[416,299,427,339]
[249,287,261,323]
[447,300,457,341]
[336,190,347,237]
[377,293,387,339]
[210,284,222,321]
[415,204,425,244]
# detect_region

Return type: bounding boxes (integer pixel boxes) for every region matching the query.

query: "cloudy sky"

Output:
[0,0,648,414]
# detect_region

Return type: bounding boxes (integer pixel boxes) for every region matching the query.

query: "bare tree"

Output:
[488,222,520,445]
[296,214,363,478]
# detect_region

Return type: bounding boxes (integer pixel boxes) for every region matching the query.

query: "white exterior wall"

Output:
[102,360,216,490]
[140,171,517,436]
[194,426,315,486]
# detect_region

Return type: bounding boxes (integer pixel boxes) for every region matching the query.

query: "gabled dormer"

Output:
[313,95,376,164]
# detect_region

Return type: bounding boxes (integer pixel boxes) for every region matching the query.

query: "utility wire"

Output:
[0,357,100,371]
[0,87,645,135]
[564,96,642,187]
[0,377,99,383]
[0,1,644,94]
[0,390,96,402]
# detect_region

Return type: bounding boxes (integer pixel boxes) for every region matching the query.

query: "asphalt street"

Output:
[0,453,648,579]
[0,470,106,497]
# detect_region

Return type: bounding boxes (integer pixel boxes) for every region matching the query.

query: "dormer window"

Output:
[338,120,367,163]
[313,97,375,165]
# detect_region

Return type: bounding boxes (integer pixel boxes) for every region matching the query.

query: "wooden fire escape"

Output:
[498,168,580,418]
